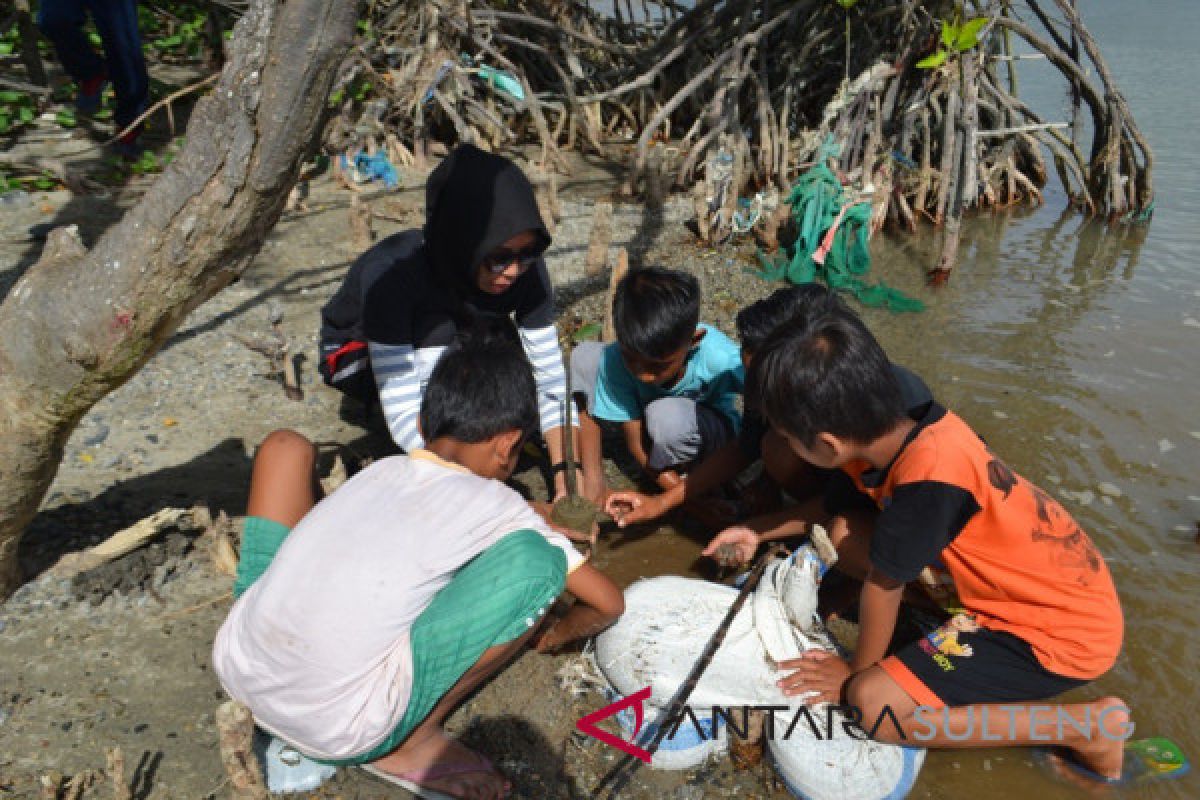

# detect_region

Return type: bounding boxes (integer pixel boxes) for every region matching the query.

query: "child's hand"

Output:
[775,651,851,703]
[529,500,555,522]
[702,526,760,566]
[554,519,599,547]
[605,491,666,527]
[530,500,598,547]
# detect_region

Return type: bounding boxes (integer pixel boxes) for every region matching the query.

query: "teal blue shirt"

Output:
[592,324,745,430]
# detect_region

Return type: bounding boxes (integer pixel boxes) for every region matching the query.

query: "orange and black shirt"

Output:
[832,403,1123,680]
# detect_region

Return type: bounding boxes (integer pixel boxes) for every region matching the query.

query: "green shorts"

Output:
[235,516,567,765]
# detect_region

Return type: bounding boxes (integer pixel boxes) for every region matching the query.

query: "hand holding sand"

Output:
[702,526,760,567]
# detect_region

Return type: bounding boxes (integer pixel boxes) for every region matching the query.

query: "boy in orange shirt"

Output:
[751,308,1130,781]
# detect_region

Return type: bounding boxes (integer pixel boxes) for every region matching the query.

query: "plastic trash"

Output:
[475,65,526,103]
[594,545,925,797]
[340,150,399,189]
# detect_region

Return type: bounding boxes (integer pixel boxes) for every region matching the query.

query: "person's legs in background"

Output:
[37,0,149,152]
[84,0,149,151]
[37,0,108,114]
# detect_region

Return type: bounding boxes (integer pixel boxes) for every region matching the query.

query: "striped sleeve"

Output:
[518,323,578,434]
[368,340,445,452]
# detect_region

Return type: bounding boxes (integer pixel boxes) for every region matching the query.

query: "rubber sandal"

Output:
[360,754,506,800]
[257,733,336,793]
[1039,737,1190,786]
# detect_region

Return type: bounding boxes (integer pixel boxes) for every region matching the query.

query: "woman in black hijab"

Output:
[320,145,584,499]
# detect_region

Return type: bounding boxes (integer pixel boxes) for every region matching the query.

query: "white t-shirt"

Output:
[212,450,584,759]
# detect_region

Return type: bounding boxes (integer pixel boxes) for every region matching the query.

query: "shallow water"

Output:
[595,2,1200,797]
[870,5,1200,797]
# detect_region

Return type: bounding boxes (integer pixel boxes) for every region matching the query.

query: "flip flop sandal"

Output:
[361,754,506,800]
[1039,737,1190,786]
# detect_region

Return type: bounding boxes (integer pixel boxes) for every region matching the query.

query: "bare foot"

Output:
[1070,697,1129,781]
[1046,696,1129,790]
[369,730,509,799]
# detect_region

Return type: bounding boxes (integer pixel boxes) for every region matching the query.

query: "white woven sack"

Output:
[594,547,925,797]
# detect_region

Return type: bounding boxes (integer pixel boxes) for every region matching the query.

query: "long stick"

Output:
[593,544,786,798]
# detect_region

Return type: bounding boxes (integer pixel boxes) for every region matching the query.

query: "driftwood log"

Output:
[0,0,357,599]
[49,507,200,578]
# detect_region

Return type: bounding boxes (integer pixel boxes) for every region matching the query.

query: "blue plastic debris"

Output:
[475,65,526,103]
[340,150,399,189]
[890,150,918,169]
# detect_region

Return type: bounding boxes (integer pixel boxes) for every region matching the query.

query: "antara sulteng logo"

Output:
[575,688,1134,762]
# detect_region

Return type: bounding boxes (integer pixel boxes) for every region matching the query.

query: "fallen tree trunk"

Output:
[0,0,357,598]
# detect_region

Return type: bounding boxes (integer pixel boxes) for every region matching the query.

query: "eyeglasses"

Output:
[481,248,542,275]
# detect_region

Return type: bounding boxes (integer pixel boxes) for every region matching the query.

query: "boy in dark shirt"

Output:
[749,308,1127,781]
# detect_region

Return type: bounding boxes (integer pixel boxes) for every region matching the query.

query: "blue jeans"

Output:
[38,0,149,131]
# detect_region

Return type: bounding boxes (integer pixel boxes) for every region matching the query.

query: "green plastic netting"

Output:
[756,152,924,313]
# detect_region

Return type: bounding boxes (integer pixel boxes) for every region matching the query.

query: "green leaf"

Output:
[34,177,55,190]
[55,109,77,128]
[835,0,857,7]
[954,17,988,51]
[131,151,161,174]
[0,90,23,103]
[88,31,102,47]
[940,19,958,48]
[327,88,344,108]
[0,42,14,56]
[18,107,34,123]
[916,49,949,69]
[572,323,603,342]
[0,114,10,134]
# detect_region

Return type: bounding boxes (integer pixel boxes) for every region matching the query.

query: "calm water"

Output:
[598,2,1200,797]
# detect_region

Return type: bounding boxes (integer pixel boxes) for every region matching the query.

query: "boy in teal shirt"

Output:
[572,267,744,501]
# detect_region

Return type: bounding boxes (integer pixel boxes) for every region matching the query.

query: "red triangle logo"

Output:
[575,686,653,763]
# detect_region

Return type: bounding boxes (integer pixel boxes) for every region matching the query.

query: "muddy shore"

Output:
[0,158,815,799]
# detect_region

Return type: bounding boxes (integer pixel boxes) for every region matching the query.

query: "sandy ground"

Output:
[0,147,798,800]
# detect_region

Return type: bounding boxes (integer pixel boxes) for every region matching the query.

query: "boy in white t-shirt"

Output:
[213,330,623,799]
